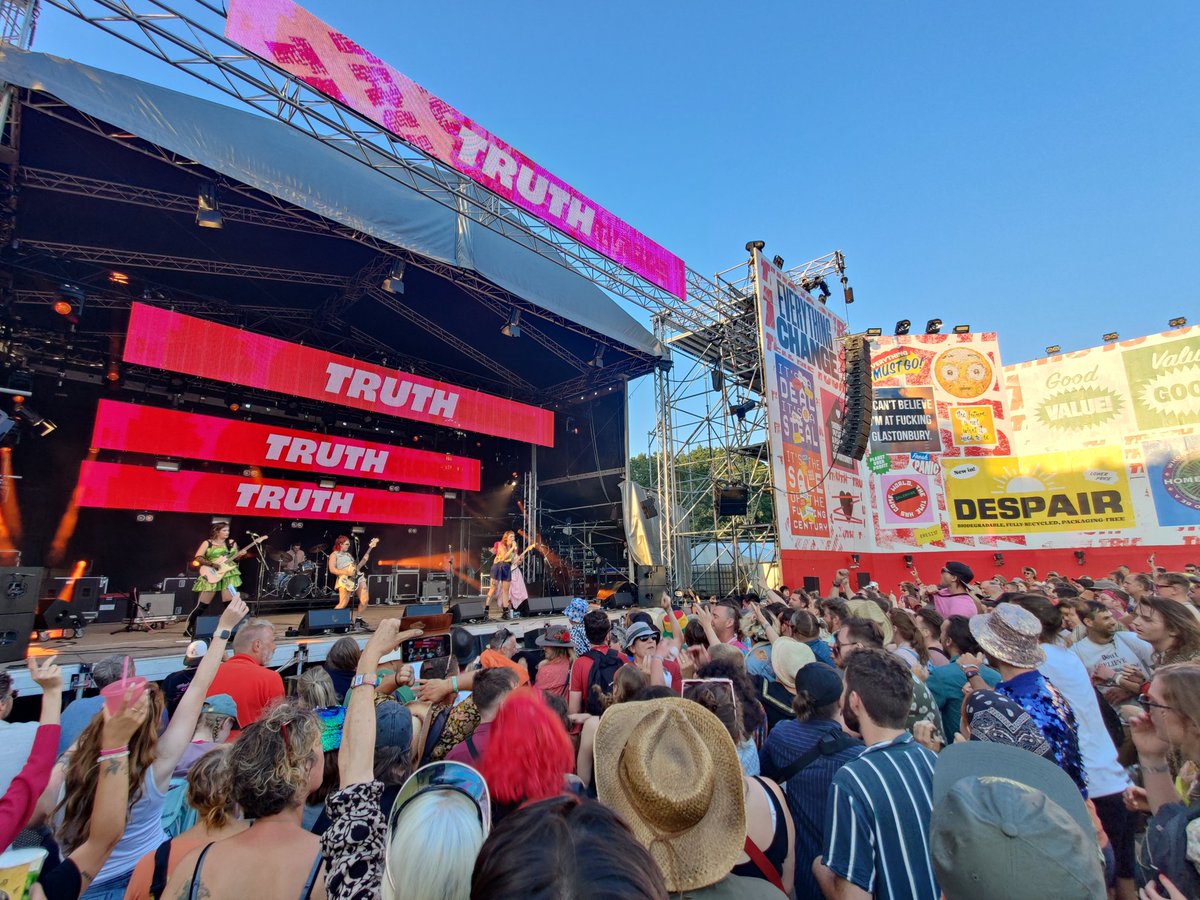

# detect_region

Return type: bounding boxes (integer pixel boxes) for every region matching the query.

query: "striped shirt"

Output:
[822,732,939,900]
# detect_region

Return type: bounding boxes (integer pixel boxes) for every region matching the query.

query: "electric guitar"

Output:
[198,534,267,584]
[336,537,379,591]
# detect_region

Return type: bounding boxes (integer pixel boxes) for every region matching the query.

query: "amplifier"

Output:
[138,592,178,618]
[421,579,448,599]
[0,567,46,615]
[162,577,191,592]
[393,569,420,598]
[93,593,129,624]
[368,574,394,603]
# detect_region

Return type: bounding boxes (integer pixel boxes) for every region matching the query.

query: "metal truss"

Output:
[38,0,741,336]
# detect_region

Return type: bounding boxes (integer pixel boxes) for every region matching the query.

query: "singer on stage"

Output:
[485,530,518,619]
[185,522,242,638]
[329,534,374,633]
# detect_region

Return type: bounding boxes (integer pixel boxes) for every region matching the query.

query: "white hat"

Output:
[185,640,208,665]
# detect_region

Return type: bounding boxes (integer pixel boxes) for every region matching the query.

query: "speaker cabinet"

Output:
[404,603,444,618]
[836,334,873,461]
[0,612,34,663]
[606,591,634,610]
[450,598,487,624]
[549,596,572,613]
[715,484,749,517]
[856,571,872,589]
[193,615,248,642]
[521,596,554,617]
[298,608,353,636]
[802,576,821,594]
[368,575,393,603]
[51,577,107,607]
[0,567,45,615]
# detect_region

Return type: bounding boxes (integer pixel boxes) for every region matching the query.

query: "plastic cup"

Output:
[100,675,147,714]
[0,846,48,899]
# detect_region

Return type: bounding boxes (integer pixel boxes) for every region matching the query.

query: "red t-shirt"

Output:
[206,654,285,730]
[569,645,614,697]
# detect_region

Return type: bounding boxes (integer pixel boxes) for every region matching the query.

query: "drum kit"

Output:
[257,543,338,600]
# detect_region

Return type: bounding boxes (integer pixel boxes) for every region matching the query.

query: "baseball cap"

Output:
[945,561,974,584]
[184,640,208,666]
[794,662,843,707]
[375,700,413,750]
[202,693,238,721]
[931,742,1103,899]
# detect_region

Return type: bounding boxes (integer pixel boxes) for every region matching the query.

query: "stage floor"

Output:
[8,600,596,698]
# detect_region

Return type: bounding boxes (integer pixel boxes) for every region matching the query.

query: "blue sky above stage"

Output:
[34,1,1200,453]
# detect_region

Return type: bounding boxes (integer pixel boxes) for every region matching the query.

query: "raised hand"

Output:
[27,655,63,694]
[1129,711,1171,761]
[217,596,250,632]
[101,687,150,746]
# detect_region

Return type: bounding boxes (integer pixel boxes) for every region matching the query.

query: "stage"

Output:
[7,600,615,699]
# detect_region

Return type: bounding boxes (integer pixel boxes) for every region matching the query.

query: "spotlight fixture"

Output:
[211,516,230,525]
[925,318,943,335]
[443,490,458,500]
[952,324,971,334]
[290,520,304,528]
[382,260,406,295]
[772,255,785,268]
[903,554,914,568]
[850,553,860,568]
[1169,316,1187,328]
[1045,345,1061,355]
[154,460,180,473]
[318,477,337,490]
[53,284,85,323]
[500,309,522,338]
[1102,332,1119,343]
[196,181,223,229]
[865,327,883,337]
[589,344,605,369]
[14,405,56,436]
[351,525,366,535]
[135,512,155,523]
[841,275,854,304]
[729,399,758,421]
[993,552,1004,566]
[387,484,402,493]
[107,271,130,286]
[894,319,911,336]
[745,240,766,253]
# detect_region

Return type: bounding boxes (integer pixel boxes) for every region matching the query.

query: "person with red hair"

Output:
[478,688,577,824]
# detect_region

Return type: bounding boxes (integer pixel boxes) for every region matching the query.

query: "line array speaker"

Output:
[836,334,873,461]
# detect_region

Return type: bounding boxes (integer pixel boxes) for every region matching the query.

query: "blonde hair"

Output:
[296,667,339,708]
[384,789,483,900]
[227,700,319,819]
[186,747,237,831]
[1155,663,1200,753]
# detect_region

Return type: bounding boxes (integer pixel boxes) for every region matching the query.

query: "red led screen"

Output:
[122,303,554,446]
[91,400,480,490]
[76,461,443,526]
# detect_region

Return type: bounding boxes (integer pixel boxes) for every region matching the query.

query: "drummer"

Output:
[281,542,307,573]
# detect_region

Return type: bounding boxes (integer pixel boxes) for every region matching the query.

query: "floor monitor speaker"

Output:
[450,599,487,624]
[521,596,554,617]
[298,608,353,636]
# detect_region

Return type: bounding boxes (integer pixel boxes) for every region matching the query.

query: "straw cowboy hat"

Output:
[594,698,746,892]
[969,603,1046,668]
[770,637,816,693]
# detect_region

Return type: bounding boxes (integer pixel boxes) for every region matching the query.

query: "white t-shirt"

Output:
[1072,632,1154,680]
[1039,643,1130,799]
[0,720,40,796]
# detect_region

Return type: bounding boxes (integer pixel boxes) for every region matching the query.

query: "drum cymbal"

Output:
[269,551,288,563]
[308,543,328,554]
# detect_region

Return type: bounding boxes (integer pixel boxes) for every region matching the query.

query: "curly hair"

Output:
[228,700,320,819]
[696,657,765,738]
[186,747,236,831]
[683,681,742,743]
[57,683,164,852]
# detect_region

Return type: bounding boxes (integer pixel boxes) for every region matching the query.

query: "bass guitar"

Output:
[198,534,267,585]
[336,537,379,591]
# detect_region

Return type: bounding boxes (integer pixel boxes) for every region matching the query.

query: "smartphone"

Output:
[400,633,451,663]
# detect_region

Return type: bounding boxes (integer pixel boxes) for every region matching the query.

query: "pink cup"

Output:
[100,676,147,714]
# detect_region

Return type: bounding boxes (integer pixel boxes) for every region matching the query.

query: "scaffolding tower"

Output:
[650,251,847,594]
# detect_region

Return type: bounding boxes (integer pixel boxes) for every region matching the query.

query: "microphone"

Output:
[247,531,261,538]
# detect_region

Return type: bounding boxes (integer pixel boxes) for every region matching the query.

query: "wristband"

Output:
[451,676,459,693]
[350,674,383,691]
[1142,762,1170,774]
[100,745,129,756]
[98,750,130,762]
[961,666,980,677]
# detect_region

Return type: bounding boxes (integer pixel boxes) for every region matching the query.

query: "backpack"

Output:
[1135,801,1200,896]
[159,775,198,838]
[583,649,623,716]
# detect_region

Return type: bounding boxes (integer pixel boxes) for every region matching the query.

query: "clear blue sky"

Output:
[31,2,1200,452]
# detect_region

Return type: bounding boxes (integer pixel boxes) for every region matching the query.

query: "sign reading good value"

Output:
[90,400,480,490]
[76,461,443,525]
[122,304,554,446]
[225,0,685,298]
[943,447,1135,534]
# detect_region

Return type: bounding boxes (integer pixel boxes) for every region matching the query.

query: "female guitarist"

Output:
[329,534,378,632]
[485,531,540,620]
[186,522,262,637]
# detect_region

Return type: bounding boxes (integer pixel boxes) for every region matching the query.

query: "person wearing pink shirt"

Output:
[927,561,980,619]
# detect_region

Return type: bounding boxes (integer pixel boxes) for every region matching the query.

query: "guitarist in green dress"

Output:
[185,522,263,637]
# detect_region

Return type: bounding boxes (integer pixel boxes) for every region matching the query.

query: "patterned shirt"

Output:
[322,781,385,900]
[996,669,1088,796]
[823,732,939,900]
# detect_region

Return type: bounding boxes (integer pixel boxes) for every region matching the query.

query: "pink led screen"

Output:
[225,0,686,298]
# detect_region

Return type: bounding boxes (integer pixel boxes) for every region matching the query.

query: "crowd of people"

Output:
[1,560,1200,898]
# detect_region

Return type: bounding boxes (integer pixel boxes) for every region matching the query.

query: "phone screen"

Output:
[400,634,451,663]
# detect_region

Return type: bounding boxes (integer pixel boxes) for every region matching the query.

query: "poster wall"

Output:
[754,253,866,552]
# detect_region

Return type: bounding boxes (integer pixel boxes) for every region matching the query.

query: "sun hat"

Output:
[622,621,658,650]
[794,662,844,707]
[931,742,1103,899]
[845,598,894,645]
[201,694,238,721]
[769,637,816,693]
[969,603,1046,668]
[594,697,745,892]
[945,560,975,584]
[564,598,589,624]
[535,623,574,648]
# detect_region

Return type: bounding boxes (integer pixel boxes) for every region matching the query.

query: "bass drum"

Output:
[284,573,313,599]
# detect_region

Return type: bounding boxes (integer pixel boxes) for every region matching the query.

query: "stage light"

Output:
[14,405,55,437]
[387,484,402,492]
[0,370,32,398]
[443,490,458,499]
[925,318,943,335]
[745,240,766,253]
[501,309,522,338]
[351,525,366,535]
[136,512,155,523]
[211,516,230,525]
[730,399,758,421]
[1102,332,1119,343]
[772,255,785,268]
[108,271,130,286]
[318,477,337,490]
[382,260,406,295]
[865,327,883,337]
[1046,345,1061,355]
[154,460,180,473]
[904,554,914,568]
[105,361,121,383]
[993,552,1004,566]
[841,275,854,304]
[1169,317,1187,328]
[952,324,971,334]
[894,320,911,336]
[850,553,860,568]
[53,284,85,322]
[1074,550,1086,565]
[589,344,605,368]
[290,520,303,528]
[196,181,223,229]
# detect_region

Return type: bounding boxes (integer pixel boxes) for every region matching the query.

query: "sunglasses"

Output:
[1138,696,1172,713]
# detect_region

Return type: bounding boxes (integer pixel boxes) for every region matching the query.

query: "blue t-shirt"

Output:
[57,696,105,755]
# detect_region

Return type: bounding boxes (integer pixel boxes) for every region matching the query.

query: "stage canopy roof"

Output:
[0,47,665,404]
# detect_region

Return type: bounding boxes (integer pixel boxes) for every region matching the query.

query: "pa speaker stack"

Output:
[0,567,40,663]
[837,334,873,461]
[715,484,749,517]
